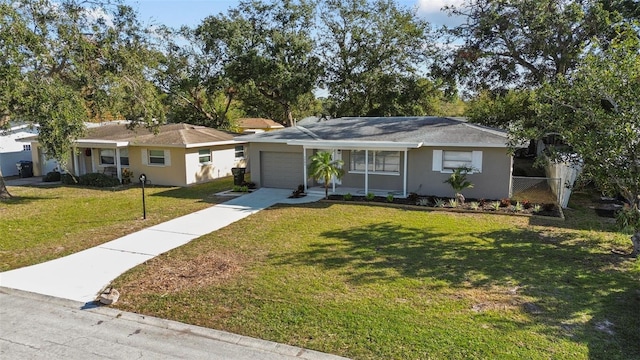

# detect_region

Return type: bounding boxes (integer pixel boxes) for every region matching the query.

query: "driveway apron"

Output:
[0,188,322,304]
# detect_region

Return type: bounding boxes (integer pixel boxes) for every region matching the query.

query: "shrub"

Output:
[365,192,375,201]
[448,198,458,208]
[469,201,480,210]
[492,201,501,211]
[500,198,511,207]
[242,181,256,189]
[386,194,394,203]
[77,173,121,187]
[514,202,524,212]
[533,204,542,213]
[43,171,61,182]
[416,198,430,206]
[61,173,78,185]
[343,193,353,201]
[434,198,445,208]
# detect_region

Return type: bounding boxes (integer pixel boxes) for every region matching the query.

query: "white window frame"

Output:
[235,145,245,159]
[149,149,165,165]
[349,150,401,175]
[432,150,482,174]
[199,149,212,164]
[141,149,171,167]
[119,148,129,166]
[99,149,115,165]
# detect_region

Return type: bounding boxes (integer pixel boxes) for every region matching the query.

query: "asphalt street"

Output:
[0,288,349,360]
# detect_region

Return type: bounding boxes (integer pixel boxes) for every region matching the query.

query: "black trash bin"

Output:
[16,160,33,178]
[231,167,246,186]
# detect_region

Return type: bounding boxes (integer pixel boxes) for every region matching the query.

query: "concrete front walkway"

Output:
[0,188,322,304]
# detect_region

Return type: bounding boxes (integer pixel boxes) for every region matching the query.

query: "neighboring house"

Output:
[237,116,513,200]
[28,123,248,187]
[1,123,57,176]
[236,118,284,133]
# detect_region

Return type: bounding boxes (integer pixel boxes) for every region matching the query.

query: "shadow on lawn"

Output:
[277,222,640,359]
[0,195,53,205]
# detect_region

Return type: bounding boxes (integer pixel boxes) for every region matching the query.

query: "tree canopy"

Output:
[318,0,438,117]
[513,30,640,254]
[1,0,165,170]
[197,0,322,127]
[439,0,617,92]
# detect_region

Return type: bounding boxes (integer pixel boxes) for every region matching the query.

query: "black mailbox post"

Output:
[139,174,147,220]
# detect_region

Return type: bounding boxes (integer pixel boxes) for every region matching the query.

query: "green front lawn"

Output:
[0,177,235,271]
[111,202,640,359]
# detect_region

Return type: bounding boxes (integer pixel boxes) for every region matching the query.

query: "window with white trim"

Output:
[99,149,115,165]
[119,148,129,166]
[432,150,482,173]
[199,149,211,164]
[149,149,165,165]
[235,145,245,159]
[350,150,400,174]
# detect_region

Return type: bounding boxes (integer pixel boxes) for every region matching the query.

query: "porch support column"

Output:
[403,148,408,197]
[115,147,122,182]
[332,149,336,193]
[364,149,369,195]
[72,146,79,176]
[303,146,308,192]
[91,149,96,173]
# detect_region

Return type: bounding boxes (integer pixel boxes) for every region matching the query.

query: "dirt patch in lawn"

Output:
[119,251,244,294]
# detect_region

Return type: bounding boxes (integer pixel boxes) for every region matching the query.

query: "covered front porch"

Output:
[290,140,423,198]
[71,139,129,183]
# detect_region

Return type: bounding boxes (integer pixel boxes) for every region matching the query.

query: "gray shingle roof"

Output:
[237,117,508,147]
[81,123,240,147]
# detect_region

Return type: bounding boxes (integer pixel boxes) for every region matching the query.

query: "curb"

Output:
[0,287,350,360]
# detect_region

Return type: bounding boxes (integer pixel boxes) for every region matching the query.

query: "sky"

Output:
[122,0,464,29]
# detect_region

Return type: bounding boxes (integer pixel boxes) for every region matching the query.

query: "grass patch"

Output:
[0,177,235,271]
[112,202,640,359]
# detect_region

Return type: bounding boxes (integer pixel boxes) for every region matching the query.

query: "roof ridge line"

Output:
[457,120,508,138]
[296,125,322,140]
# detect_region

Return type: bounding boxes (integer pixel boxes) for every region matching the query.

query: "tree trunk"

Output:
[0,167,12,199]
[284,104,294,127]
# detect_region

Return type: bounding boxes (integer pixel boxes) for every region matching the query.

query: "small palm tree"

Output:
[444,166,474,204]
[308,151,344,199]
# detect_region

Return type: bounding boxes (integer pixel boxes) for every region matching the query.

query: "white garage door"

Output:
[260,151,303,189]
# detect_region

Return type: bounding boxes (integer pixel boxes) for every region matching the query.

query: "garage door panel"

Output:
[261,152,303,189]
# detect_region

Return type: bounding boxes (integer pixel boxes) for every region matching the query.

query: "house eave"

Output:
[287,140,423,150]
[184,140,246,149]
